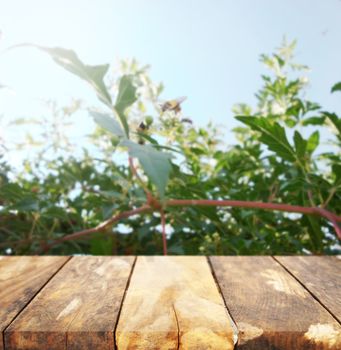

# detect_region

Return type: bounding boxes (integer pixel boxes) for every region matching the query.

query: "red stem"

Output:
[166,199,341,239]
[314,207,341,240]
[128,157,150,196]
[40,205,151,253]
[33,197,341,253]
[160,209,168,255]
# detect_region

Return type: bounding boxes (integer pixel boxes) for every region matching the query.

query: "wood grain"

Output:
[210,256,341,349]
[0,256,69,350]
[116,256,236,350]
[5,256,135,350]
[275,256,341,323]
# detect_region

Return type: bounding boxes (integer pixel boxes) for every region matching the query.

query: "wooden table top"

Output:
[0,256,340,349]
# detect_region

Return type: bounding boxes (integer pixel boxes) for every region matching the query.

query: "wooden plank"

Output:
[5,256,135,350]
[116,256,236,350]
[0,256,69,350]
[210,256,341,349]
[275,256,341,323]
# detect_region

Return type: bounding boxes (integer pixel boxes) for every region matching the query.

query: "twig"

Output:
[160,209,168,255]
[40,205,151,253]
[314,207,341,240]
[166,199,341,239]
[307,189,316,207]
[128,157,150,196]
[166,199,341,220]
[13,197,340,254]
[28,214,38,240]
[322,187,337,208]
[267,182,278,202]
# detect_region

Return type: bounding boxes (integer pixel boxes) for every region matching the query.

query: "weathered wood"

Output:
[116,256,236,350]
[275,256,341,323]
[0,256,69,350]
[5,256,135,350]
[210,256,341,349]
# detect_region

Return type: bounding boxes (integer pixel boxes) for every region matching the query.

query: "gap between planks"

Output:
[115,256,236,350]
[206,256,239,346]
[113,256,138,350]
[5,257,72,330]
[2,256,340,349]
[272,256,341,326]
[210,256,341,349]
[0,256,71,349]
[4,256,135,350]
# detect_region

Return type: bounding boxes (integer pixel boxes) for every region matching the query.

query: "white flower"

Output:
[271,101,286,115]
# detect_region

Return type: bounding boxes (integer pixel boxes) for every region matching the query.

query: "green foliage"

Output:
[323,112,341,139]
[121,140,172,199]
[235,116,296,162]
[114,75,137,137]
[1,40,340,256]
[24,45,168,195]
[91,111,126,139]
[331,82,341,93]
[33,45,112,107]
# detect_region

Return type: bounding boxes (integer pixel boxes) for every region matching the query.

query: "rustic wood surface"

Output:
[5,256,135,350]
[0,256,69,350]
[275,256,341,324]
[1,255,340,350]
[209,256,341,350]
[116,256,236,350]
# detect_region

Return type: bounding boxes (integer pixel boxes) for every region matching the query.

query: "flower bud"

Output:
[145,115,154,126]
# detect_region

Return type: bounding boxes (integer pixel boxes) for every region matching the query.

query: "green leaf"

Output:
[114,75,137,137]
[134,131,159,145]
[12,198,39,212]
[306,131,319,154]
[90,111,126,138]
[236,116,296,162]
[305,210,323,252]
[332,164,341,185]
[293,131,307,159]
[305,101,321,112]
[24,45,112,107]
[120,140,172,198]
[102,203,116,220]
[0,183,25,201]
[90,236,114,255]
[284,119,297,128]
[301,116,325,126]
[331,82,341,93]
[322,112,341,137]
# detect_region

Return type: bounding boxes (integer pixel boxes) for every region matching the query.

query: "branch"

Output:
[40,205,151,253]
[166,199,341,239]
[160,209,168,255]
[128,156,150,196]
[322,187,337,208]
[314,207,341,240]
[9,197,340,255]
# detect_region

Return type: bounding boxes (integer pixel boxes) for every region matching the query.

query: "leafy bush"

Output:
[1,40,340,255]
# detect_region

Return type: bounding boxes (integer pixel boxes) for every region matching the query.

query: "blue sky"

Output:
[1,0,341,144]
